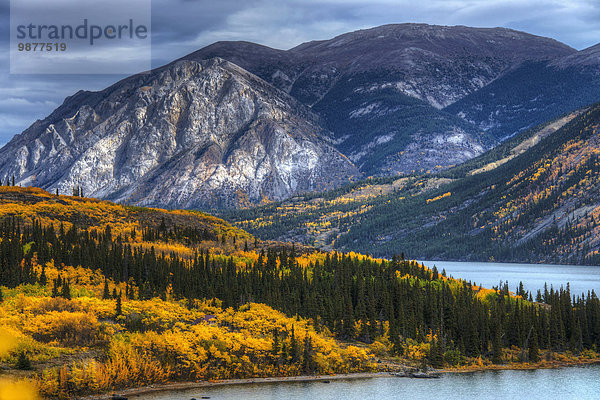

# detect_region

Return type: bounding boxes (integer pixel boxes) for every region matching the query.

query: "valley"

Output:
[223,105,600,265]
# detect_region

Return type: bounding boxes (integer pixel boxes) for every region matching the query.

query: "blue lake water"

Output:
[131,365,600,400]
[419,260,600,296]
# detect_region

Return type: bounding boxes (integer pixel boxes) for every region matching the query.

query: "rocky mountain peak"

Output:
[2,25,597,210]
[0,57,358,209]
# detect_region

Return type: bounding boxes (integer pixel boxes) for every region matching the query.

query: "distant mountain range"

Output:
[188,24,587,175]
[1,23,599,209]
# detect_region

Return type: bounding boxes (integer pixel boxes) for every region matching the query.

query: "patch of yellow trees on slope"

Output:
[1,263,373,398]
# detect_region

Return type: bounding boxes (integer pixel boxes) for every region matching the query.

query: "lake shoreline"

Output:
[83,372,392,399]
[442,357,600,374]
[418,259,600,296]
[85,359,600,400]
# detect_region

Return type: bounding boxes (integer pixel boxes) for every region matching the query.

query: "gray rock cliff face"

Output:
[0,58,358,209]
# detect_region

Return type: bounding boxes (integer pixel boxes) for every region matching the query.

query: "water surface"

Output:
[419,260,600,296]
[132,365,600,400]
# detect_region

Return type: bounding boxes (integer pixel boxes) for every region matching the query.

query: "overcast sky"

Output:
[1,0,599,147]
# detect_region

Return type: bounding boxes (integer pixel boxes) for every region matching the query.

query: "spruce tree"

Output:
[271,329,280,365]
[492,318,503,364]
[342,295,356,339]
[529,328,540,362]
[102,279,110,300]
[115,291,122,316]
[51,279,59,298]
[16,351,32,370]
[302,334,314,374]
[61,279,71,300]
[289,326,299,363]
[429,338,444,368]
[39,264,47,286]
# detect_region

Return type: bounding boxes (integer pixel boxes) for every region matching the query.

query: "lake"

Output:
[131,364,600,400]
[419,260,600,297]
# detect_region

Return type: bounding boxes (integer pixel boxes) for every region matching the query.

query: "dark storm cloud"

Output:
[1,0,599,147]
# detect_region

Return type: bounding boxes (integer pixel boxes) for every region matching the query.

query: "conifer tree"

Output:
[102,279,110,300]
[51,278,60,298]
[289,325,299,363]
[271,329,280,365]
[302,334,314,374]
[16,351,32,370]
[61,279,71,300]
[492,317,503,364]
[116,291,122,316]
[39,264,47,286]
[429,338,444,368]
[529,328,540,362]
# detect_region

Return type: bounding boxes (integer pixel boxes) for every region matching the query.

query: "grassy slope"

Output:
[0,186,250,241]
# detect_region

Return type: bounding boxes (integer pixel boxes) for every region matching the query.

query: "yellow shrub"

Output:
[26,311,103,347]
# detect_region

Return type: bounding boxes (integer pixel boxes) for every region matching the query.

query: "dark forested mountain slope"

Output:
[446,58,600,141]
[223,104,600,265]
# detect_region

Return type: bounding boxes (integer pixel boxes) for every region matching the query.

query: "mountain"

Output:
[446,45,600,141]
[551,43,600,69]
[188,24,578,174]
[222,104,600,265]
[0,58,358,209]
[2,24,598,209]
[190,24,574,108]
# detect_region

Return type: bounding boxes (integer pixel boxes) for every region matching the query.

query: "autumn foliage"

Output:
[0,186,599,399]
